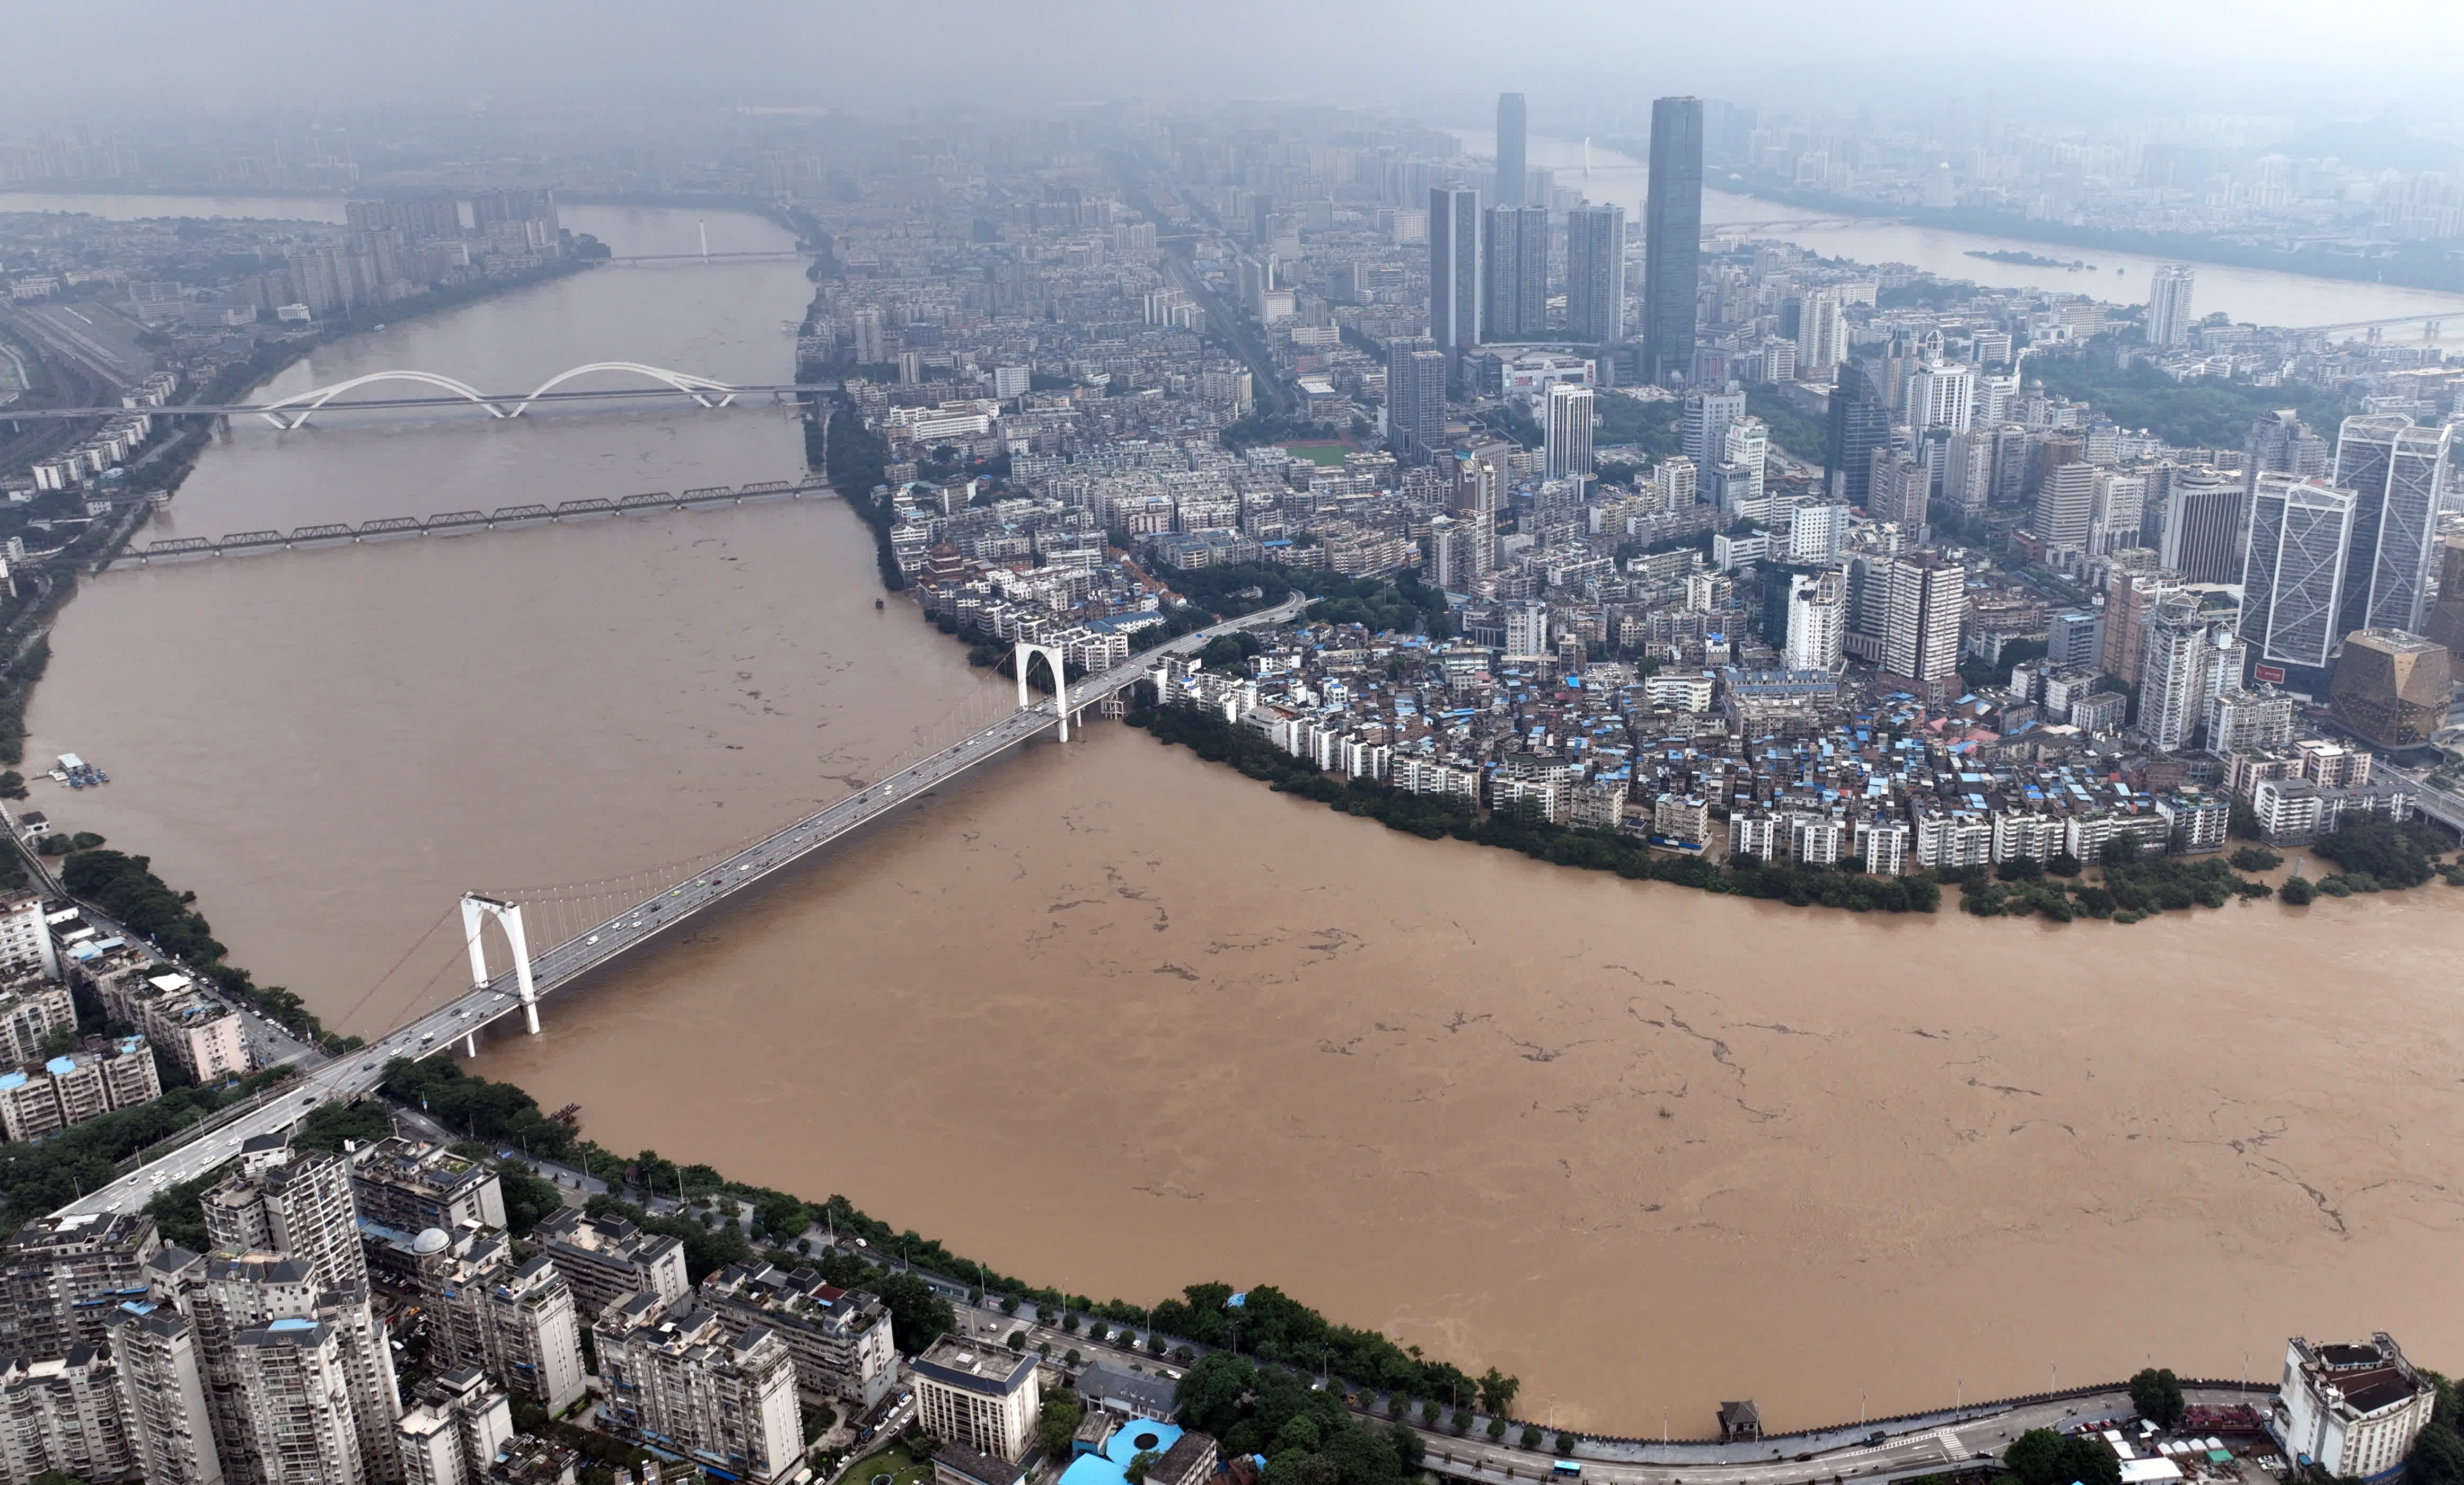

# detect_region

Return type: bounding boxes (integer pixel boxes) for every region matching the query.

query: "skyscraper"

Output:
[109,1307,224,1485]
[1642,96,1703,383]
[2031,445,2095,554]
[1448,444,1508,581]
[2332,413,2452,636]
[2240,473,2357,671]
[1494,93,1527,208]
[1904,361,1976,432]
[1682,383,1745,473]
[2423,535,2464,655]
[1428,186,1481,352]
[1825,359,1892,506]
[2140,595,2242,753]
[2158,465,2248,584]
[204,1147,368,1295]
[1564,204,1626,344]
[1482,205,1548,341]
[1386,339,1446,457]
[1881,550,1965,686]
[1544,383,1595,480]
[2146,264,2196,347]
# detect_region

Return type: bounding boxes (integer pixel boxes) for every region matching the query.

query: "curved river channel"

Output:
[11,197,2464,1432]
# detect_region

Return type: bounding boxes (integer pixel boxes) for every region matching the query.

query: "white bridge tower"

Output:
[1014,640,1072,741]
[460,893,541,1052]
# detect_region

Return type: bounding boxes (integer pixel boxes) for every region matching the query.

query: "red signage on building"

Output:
[2254,664,2286,685]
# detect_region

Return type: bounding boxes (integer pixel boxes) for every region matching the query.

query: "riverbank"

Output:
[1127,696,2463,923]
[1704,165,2464,302]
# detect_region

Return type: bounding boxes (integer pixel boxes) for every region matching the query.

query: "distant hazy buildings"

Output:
[2146,263,2196,347]
[1642,96,1703,384]
[1494,93,1526,208]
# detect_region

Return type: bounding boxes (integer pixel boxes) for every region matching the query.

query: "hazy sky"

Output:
[17,0,2464,122]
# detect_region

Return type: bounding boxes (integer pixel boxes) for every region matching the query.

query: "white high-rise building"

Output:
[2275,1334,2435,1484]
[1682,384,1746,472]
[1793,291,1845,380]
[2091,470,2148,555]
[232,1318,368,1485]
[1720,416,1767,516]
[0,1349,136,1485]
[2139,595,2243,753]
[1787,501,1850,564]
[2333,413,2453,636]
[1881,550,1965,685]
[110,1307,224,1485]
[910,1339,1043,1463]
[1903,361,1975,432]
[412,1230,587,1417]
[2146,264,2196,347]
[1784,570,1847,672]
[204,1147,368,1295]
[596,1296,805,1484]
[1544,383,1595,480]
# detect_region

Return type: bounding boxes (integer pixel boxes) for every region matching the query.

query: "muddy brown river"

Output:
[20,205,2464,1434]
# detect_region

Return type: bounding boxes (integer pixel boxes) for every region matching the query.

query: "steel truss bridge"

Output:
[50,597,1307,1220]
[119,479,829,562]
[0,364,839,425]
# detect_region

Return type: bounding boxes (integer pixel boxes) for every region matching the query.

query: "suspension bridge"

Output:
[0,363,838,426]
[49,596,1307,1219]
[117,478,829,563]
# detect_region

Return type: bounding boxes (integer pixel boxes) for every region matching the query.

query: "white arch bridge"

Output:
[251,362,744,429]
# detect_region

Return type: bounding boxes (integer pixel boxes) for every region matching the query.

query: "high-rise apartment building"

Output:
[231,1317,372,1485]
[1385,338,1446,456]
[1682,383,1745,473]
[527,1209,690,1321]
[0,1347,136,1484]
[1563,205,1626,344]
[2332,413,2452,637]
[2158,465,2248,584]
[1881,550,1965,686]
[1494,94,1527,208]
[1942,427,1994,517]
[910,1338,1043,1463]
[2091,470,2148,555]
[2140,595,2243,753]
[2031,455,2096,555]
[699,1263,902,1410]
[1545,383,1595,479]
[1447,444,1508,581]
[412,1230,587,1416]
[346,1139,505,1241]
[1787,501,1850,564]
[0,1212,162,1360]
[394,1371,514,1485]
[2146,264,2196,347]
[1793,291,1846,381]
[1641,97,1703,383]
[1904,361,1975,432]
[109,1306,224,1485]
[2240,473,2357,671]
[1720,416,1766,517]
[204,1146,368,1294]
[1784,571,1847,672]
[2245,409,2329,492]
[1428,187,1481,352]
[1867,449,1929,531]
[594,1296,804,1484]
[1482,205,1548,341]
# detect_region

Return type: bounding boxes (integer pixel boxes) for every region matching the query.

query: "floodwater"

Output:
[19,200,2464,1434]
[1465,131,2464,332]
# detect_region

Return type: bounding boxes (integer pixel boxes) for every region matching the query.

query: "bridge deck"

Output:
[51,596,1305,1218]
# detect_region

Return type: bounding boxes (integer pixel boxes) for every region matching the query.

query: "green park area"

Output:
[847,1441,934,1485]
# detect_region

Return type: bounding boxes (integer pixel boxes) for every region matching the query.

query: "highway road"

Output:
[51,595,1307,1221]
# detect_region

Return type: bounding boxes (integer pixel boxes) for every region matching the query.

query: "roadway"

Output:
[50,595,1306,1220]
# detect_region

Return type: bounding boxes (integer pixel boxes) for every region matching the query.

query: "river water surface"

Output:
[16,200,2464,1434]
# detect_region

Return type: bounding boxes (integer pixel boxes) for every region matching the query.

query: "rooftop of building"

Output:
[913,1338,1039,1396]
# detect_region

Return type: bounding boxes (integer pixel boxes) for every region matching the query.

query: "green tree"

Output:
[1175,1353,1257,1436]
[1449,1409,1473,1435]
[1553,1434,1577,1456]
[2280,876,2317,906]
[1387,1422,1425,1468]
[1039,1392,1084,1456]
[2128,1368,2185,1429]
[1486,1418,1508,1442]
[1520,1426,1543,1448]
[1128,1452,1161,1485]
[1421,1401,1441,1427]
[1476,1368,1521,1416]
[2007,1428,2121,1485]
[2230,846,2283,873]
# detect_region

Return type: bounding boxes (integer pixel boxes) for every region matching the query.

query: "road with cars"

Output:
[50,596,1307,1221]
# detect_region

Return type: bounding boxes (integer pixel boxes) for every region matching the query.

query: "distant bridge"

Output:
[2292,311,2464,339]
[0,370,839,424]
[115,479,828,564]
